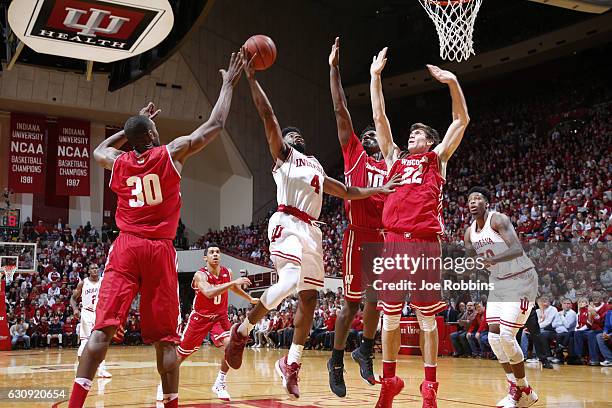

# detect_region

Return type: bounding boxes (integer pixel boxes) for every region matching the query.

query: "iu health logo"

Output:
[8,0,174,62]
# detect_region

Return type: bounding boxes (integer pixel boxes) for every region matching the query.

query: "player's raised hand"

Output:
[221,49,245,87]
[139,102,161,120]
[241,46,257,81]
[370,47,388,77]
[378,173,401,194]
[329,37,340,67]
[426,64,457,84]
[233,277,252,287]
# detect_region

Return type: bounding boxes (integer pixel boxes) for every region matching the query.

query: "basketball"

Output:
[244,35,277,70]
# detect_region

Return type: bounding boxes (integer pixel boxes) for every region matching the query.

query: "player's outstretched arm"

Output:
[70,280,83,311]
[195,271,252,299]
[230,281,258,304]
[243,52,289,162]
[93,102,161,170]
[329,37,354,147]
[370,48,400,169]
[168,50,244,166]
[484,213,524,265]
[430,65,470,164]
[323,173,400,200]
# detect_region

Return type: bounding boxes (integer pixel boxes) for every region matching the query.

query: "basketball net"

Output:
[418,0,483,62]
[0,265,17,285]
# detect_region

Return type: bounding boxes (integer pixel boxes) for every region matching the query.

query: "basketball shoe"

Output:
[351,347,376,385]
[420,381,439,408]
[496,380,517,407]
[212,380,231,401]
[516,386,538,407]
[375,376,404,408]
[275,355,301,399]
[224,323,249,369]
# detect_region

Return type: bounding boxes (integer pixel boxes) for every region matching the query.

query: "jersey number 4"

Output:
[310,175,321,194]
[127,174,163,207]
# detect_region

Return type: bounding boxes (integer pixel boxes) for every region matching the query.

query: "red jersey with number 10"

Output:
[383,150,445,236]
[191,266,231,317]
[110,146,181,240]
[342,133,387,228]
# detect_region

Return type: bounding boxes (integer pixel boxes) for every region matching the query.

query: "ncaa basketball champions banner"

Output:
[8,0,174,63]
[55,118,91,196]
[8,113,47,193]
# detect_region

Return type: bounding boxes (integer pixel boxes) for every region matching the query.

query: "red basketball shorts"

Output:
[94,233,180,344]
[177,312,232,357]
[378,232,447,316]
[342,226,384,303]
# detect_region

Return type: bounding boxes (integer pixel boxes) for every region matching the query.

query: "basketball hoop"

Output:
[1,265,17,284]
[418,0,483,62]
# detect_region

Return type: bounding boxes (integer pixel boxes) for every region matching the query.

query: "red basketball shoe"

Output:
[375,376,405,408]
[275,355,301,399]
[420,380,439,408]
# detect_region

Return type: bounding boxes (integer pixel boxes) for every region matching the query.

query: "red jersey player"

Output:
[327,37,387,397]
[156,244,256,402]
[68,50,245,408]
[370,48,470,408]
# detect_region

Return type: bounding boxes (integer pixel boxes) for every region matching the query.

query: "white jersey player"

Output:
[224,52,400,400]
[71,264,111,378]
[464,187,538,408]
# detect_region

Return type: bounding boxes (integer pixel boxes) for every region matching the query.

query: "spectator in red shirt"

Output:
[466,303,485,357]
[63,316,77,347]
[572,292,611,365]
[347,311,364,351]
[476,308,491,358]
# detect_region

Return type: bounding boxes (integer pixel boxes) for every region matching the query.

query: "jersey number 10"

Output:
[127,174,163,207]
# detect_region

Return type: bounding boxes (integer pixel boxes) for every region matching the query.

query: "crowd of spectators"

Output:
[2,219,143,349]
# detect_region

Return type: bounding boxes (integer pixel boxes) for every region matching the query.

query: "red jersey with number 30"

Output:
[383,150,445,236]
[342,133,387,228]
[191,266,231,316]
[110,146,181,240]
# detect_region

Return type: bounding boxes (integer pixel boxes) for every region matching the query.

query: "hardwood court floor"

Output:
[1,345,610,407]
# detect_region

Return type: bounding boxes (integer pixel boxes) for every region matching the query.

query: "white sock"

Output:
[216,370,227,384]
[505,372,516,383]
[287,343,304,365]
[516,377,528,388]
[163,393,178,403]
[238,318,254,337]
[75,377,92,390]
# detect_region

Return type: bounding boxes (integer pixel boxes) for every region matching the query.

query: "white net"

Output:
[1,265,17,284]
[418,0,483,62]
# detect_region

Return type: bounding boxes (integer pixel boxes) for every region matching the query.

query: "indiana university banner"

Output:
[8,113,47,193]
[0,279,10,350]
[55,118,91,196]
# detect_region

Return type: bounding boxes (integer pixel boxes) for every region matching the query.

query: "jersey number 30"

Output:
[127,174,163,207]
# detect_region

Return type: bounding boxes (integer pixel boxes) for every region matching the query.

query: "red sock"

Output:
[383,361,396,378]
[424,365,437,382]
[68,381,90,408]
[164,398,178,408]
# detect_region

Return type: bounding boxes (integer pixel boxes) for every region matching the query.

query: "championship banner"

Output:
[8,113,47,193]
[55,118,91,196]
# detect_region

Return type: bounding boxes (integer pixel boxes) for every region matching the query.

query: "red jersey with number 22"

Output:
[191,266,231,317]
[110,145,181,240]
[383,150,445,236]
[342,133,387,228]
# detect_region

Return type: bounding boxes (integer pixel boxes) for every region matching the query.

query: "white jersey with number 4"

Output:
[273,147,325,219]
[470,211,535,280]
[82,277,102,313]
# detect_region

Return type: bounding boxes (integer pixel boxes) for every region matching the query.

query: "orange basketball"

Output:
[244,35,277,71]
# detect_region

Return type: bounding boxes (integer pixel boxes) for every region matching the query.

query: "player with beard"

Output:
[370,48,470,408]
[224,52,400,400]
[327,37,386,396]
[464,187,538,408]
